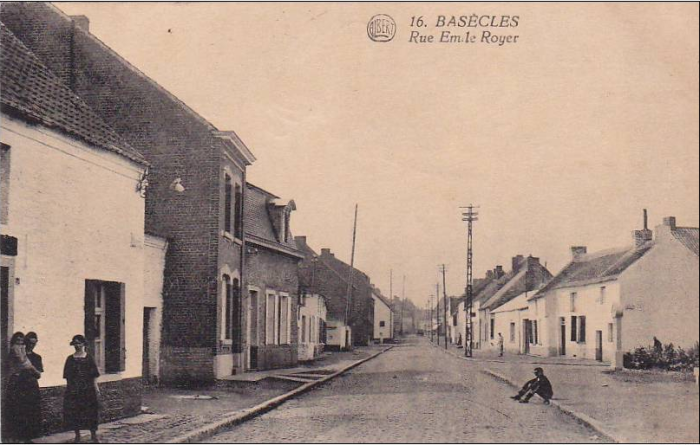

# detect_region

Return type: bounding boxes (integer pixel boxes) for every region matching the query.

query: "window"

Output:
[379,320,386,327]
[608,323,614,343]
[266,293,276,345]
[301,315,307,343]
[599,286,606,305]
[279,294,289,344]
[571,315,586,343]
[222,275,232,340]
[84,280,125,374]
[490,317,495,340]
[509,322,515,342]
[224,174,233,234]
[533,320,538,345]
[569,292,577,312]
[233,183,243,239]
[1,143,9,224]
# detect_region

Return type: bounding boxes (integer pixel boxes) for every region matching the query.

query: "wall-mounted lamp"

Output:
[170,178,185,193]
[136,169,149,198]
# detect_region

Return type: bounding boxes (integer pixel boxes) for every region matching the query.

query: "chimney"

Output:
[662,216,676,230]
[320,248,334,258]
[485,270,494,280]
[512,255,525,271]
[294,236,307,246]
[526,255,540,267]
[494,265,504,278]
[632,210,653,247]
[570,246,587,260]
[71,15,90,32]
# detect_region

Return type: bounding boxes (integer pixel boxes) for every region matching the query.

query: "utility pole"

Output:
[440,264,448,350]
[435,282,440,345]
[429,295,434,342]
[460,204,479,357]
[389,269,393,337]
[344,204,359,328]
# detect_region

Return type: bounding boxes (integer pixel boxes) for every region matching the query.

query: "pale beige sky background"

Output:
[58,2,699,307]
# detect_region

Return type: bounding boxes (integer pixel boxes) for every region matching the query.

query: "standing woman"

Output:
[63,335,100,443]
[3,331,42,443]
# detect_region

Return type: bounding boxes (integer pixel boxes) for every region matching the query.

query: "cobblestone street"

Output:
[206,338,608,443]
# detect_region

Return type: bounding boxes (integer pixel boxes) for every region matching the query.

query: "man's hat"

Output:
[534,367,544,373]
[70,334,87,346]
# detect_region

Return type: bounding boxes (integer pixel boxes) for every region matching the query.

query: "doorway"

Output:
[1,265,12,356]
[560,317,566,356]
[248,290,259,370]
[596,330,603,361]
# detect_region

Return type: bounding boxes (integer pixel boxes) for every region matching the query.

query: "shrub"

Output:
[624,340,699,372]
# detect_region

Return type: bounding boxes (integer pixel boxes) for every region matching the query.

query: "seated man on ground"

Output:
[510,367,553,404]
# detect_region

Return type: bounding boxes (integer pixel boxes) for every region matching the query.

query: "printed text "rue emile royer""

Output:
[409,15,520,46]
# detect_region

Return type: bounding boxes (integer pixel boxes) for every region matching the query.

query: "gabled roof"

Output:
[491,291,530,313]
[481,259,552,310]
[371,288,393,310]
[0,24,146,166]
[244,183,302,258]
[673,227,699,256]
[529,243,654,300]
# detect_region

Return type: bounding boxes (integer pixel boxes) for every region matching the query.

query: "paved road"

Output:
[206,339,608,443]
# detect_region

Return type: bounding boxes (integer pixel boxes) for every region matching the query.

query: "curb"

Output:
[167,346,395,443]
[480,369,624,443]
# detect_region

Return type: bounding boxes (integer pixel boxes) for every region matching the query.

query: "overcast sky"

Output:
[58,3,699,308]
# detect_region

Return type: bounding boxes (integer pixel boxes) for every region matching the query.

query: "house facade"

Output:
[529,215,699,366]
[1,3,257,383]
[244,184,302,370]
[371,287,393,343]
[298,293,327,361]
[1,23,149,434]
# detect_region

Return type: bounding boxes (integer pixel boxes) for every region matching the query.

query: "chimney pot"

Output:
[662,216,676,230]
[320,248,333,258]
[571,246,588,259]
[71,15,90,32]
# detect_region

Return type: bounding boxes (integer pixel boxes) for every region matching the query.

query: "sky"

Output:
[57,3,699,308]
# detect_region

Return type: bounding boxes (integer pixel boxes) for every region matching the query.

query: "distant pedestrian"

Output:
[511,367,553,404]
[3,331,43,443]
[63,335,100,443]
[497,333,504,357]
[653,336,663,354]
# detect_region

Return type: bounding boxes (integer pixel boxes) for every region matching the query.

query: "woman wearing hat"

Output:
[3,331,42,442]
[63,335,100,443]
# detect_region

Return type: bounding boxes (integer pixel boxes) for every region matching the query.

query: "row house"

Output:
[296,237,375,347]
[297,292,327,361]
[0,23,159,434]
[371,286,394,343]
[479,256,552,352]
[243,183,303,370]
[527,213,699,367]
[1,3,257,383]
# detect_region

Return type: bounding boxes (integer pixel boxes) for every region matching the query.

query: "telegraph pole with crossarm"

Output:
[460,205,479,357]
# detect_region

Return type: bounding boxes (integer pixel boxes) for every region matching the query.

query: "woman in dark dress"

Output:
[63,335,100,443]
[3,331,42,443]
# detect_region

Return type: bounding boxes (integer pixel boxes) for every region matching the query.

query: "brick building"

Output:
[1,23,149,434]
[244,184,303,370]
[296,237,375,347]
[1,3,257,383]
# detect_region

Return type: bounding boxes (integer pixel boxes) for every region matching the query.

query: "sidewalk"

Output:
[433,340,699,443]
[35,345,389,444]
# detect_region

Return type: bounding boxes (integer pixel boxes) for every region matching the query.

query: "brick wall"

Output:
[38,378,142,436]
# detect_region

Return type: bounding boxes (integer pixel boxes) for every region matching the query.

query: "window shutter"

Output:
[571,316,577,342]
[84,281,96,352]
[579,316,586,343]
[104,282,124,373]
[232,279,242,353]
[224,175,232,233]
[234,184,243,239]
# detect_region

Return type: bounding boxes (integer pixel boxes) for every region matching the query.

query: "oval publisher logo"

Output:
[367,14,396,42]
